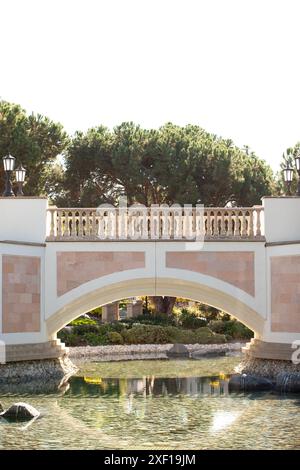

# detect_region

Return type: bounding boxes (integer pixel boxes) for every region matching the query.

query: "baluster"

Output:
[64,211,69,237]
[91,210,96,238]
[234,210,240,237]
[57,210,62,238]
[249,210,254,238]
[256,207,262,237]
[206,211,211,238]
[195,206,204,240]
[220,210,226,236]
[49,209,55,238]
[142,208,148,239]
[227,210,233,238]
[150,205,159,239]
[70,211,75,238]
[161,205,170,239]
[213,210,218,237]
[118,206,126,239]
[78,210,83,238]
[98,209,105,239]
[241,210,247,237]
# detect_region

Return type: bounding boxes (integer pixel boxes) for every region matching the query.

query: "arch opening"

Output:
[46,278,264,338]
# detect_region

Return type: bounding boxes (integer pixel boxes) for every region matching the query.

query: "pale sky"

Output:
[1,0,300,171]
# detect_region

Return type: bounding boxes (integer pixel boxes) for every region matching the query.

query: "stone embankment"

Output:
[69,342,245,362]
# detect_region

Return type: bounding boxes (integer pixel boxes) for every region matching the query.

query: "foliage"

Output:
[60,122,274,208]
[163,326,226,344]
[107,331,124,344]
[276,143,300,195]
[70,317,97,326]
[178,308,207,329]
[121,324,170,344]
[0,100,68,197]
[209,319,253,339]
[121,313,177,327]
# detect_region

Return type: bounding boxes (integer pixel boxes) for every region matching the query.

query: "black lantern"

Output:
[283,166,294,196]
[15,164,26,196]
[283,166,293,195]
[2,154,16,197]
[294,153,300,196]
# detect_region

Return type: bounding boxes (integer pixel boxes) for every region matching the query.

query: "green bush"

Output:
[122,324,170,344]
[121,313,176,327]
[73,323,100,335]
[163,326,225,344]
[107,331,124,344]
[58,332,85,346]
[178,309,207,329]
[82,332,107,346]
[209,319,253,339]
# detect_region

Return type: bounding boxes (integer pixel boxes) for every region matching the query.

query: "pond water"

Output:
[0,357,300,450]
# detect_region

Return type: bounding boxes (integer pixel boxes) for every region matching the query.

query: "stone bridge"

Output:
[0,197,300,363]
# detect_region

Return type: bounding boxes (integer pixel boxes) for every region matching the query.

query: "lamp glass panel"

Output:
[2,155,16,172]
[15,167,26,182]
[283,167,293,182]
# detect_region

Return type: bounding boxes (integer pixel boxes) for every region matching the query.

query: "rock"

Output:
[0,403,3,412]
[167,343,190,359]
[276,373,300,393]
[191,350,226,359]
[229,374,274,392]
[0,402,40,422]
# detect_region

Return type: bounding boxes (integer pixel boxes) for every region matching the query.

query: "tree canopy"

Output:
[0,100,68,196]
[60,122,275,207]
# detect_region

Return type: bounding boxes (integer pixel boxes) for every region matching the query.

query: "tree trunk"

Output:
[149,296,176,316]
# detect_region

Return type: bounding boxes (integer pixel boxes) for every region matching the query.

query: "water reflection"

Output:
[67,374,231,398]
[1,359,300,450]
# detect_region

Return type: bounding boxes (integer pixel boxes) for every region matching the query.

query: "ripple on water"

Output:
[0,358,300,450]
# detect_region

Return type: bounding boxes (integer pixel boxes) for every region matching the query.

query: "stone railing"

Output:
[46,206,264,241]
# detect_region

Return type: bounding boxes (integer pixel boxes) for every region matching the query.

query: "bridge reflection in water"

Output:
[67,374,231,398]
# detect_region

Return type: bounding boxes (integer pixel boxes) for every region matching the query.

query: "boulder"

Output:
[229,374,274,392]
[0,402,40,422]
[0,402,3,413]
[276,373,300,393]
[191,350,226,359]
[167,343,190,359]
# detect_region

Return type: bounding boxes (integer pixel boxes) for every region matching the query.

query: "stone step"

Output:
[5,341,67,362]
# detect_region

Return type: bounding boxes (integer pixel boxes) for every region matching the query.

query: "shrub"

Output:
[178,309,207,329]
[121,313,176,327]
[82,332,107,346]
[209,319,253,340]
[163,326,226,344]
[58,332,85,346]
[107,331,124,345]
[122,324,170,344]
[72,323,100,335]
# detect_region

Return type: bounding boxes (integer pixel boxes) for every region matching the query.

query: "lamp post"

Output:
[2,154,16,197]
[283,166,293,195]
[15,164,26,196]
[295,154,300,196]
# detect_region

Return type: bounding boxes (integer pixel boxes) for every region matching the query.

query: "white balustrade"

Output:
[47,206,264,241]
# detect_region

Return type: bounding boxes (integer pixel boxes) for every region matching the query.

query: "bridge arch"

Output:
[46,277,265,338]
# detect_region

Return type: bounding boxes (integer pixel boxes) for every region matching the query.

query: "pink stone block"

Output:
[166,251,255,296]
[2,255,41,333]
[57,251,146,296]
